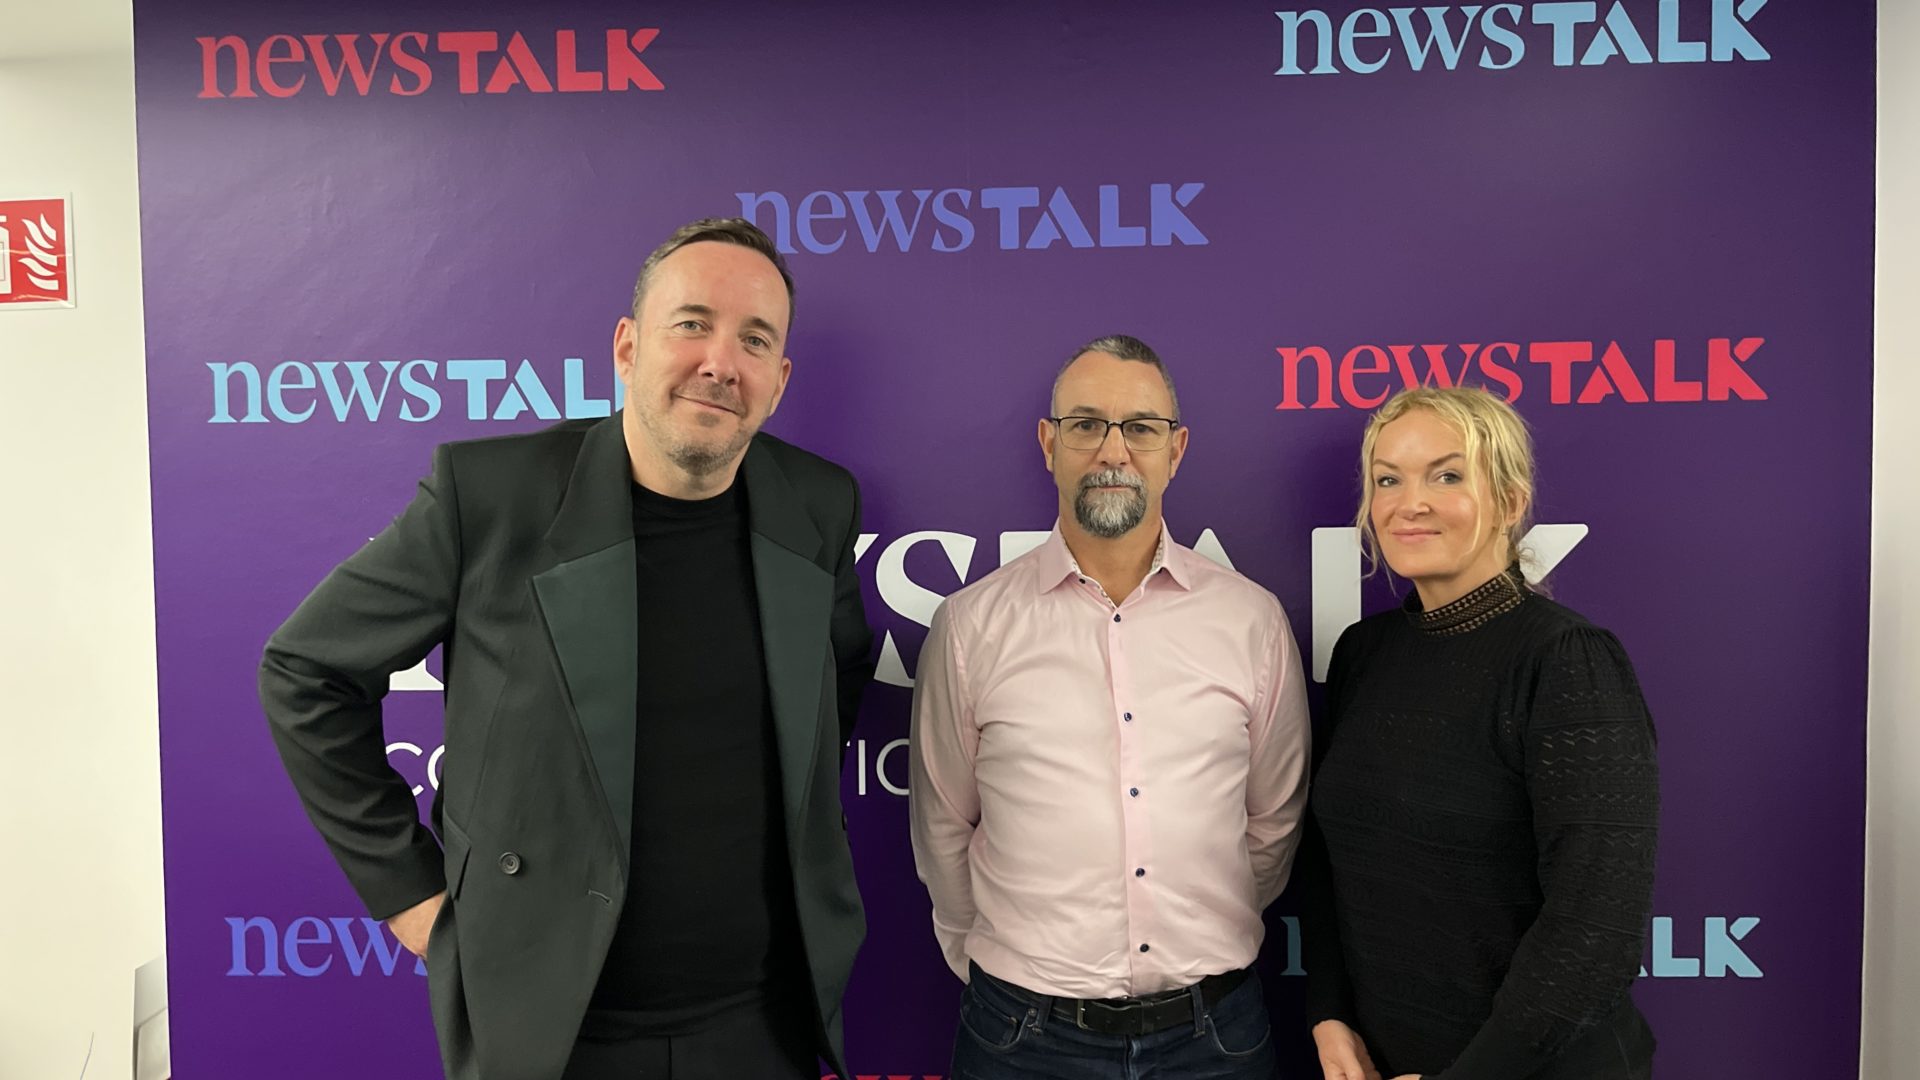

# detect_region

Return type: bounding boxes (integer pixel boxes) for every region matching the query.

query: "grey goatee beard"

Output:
[1074,468,1148,539]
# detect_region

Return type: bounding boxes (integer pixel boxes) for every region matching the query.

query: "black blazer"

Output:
[261,414,875,1080]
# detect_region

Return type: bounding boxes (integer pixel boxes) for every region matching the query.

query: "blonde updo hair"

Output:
[1355,386,1537,578]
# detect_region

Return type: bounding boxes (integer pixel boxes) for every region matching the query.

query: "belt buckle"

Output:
[1073,999,1092,1031]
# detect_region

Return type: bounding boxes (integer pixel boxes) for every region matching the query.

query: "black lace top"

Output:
[1300,570,1660,1079]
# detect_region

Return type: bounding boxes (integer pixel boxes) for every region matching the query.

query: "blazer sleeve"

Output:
[831,469,876,751]
[258,444,462,920]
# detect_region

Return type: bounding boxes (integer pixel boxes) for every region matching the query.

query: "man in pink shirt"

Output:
[909,335,1312,1079]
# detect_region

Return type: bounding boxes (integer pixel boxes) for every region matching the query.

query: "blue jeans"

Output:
[950,964,1279,1080]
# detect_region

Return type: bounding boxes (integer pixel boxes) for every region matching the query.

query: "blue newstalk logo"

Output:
[206,356,623,424]
[735,183,1207,255]
[1273,0,1769,75]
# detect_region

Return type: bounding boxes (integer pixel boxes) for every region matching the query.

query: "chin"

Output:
[1382,551,1447,582]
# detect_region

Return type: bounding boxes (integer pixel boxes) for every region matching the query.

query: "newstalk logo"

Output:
[205,356,623,424]
[223,912,1760,980]
[1273,0,1769,76]
[194,28,662,98]
[736,183,1207,255]
[1275,336,1766,408]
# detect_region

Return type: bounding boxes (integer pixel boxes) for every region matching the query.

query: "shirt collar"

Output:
[1036,519,1194,594]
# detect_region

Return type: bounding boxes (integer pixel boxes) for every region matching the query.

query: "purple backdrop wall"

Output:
[133,2,1875,1076]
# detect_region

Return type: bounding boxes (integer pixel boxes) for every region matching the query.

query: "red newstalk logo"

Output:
[194,29,663,98]
[1275,338,1768,408]
[0,198,73,307]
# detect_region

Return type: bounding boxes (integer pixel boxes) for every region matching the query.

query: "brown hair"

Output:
[631,217,795,327]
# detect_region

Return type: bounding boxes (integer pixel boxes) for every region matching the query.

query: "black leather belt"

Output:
[1046,968,1251,1037]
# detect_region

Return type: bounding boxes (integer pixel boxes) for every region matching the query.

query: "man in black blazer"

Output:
[260,218,875,1080]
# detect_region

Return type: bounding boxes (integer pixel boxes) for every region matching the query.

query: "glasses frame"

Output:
[1046,414,1183,452]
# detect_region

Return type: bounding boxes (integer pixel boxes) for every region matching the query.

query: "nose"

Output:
[1095,423,1133,467]
[695,335,743,385]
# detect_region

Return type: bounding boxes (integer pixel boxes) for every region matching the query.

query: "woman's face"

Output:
[1368,410,1518,606]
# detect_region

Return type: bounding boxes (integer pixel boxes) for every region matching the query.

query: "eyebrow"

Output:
[667,304,784,344]
[1064,406,1169,421]
[1372,452,1465,471]
[741,315,784,343]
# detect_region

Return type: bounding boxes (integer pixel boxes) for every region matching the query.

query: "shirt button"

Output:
[1123,712,1132,722]
[1129,787,1139,797]
[1135,867,1146,877]
[1079,577,1087,584]
[1113,613,1122,623]
[1139,944,1151,953]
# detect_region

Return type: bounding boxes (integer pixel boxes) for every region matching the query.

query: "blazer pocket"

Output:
[440,814,474,900]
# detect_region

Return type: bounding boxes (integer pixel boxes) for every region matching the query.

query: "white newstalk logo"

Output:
[385,522,1590,692]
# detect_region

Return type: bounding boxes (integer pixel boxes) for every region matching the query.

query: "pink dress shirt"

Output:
[908,522,1311,998]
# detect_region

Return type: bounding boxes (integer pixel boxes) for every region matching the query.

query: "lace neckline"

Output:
[1405,564,1529,636]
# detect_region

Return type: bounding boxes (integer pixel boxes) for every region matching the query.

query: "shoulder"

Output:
[1330,604,1404,665]
[934,547,1038,636]
[438,416,599,478]
[1177,549,1288,623]
[751,431,858,496]
[1510,595,1644,693]
[1176,553,1308,664]
[1512,595,1624,655]
[418,419,604,542]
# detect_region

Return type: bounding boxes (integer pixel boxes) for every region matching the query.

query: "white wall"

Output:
[0,4,1911,1079]
[0,14,166,1080]
[1863,2,1919,1077]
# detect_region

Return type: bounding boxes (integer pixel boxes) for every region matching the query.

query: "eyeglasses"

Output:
[1047,415,1181,452]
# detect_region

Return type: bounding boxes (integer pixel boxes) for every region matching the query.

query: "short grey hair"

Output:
[1051,334,1181,420]
[631,216,795,328]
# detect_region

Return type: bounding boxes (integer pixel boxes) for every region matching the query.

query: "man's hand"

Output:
[387,890,446,959]
[1312,1019,1383,1080]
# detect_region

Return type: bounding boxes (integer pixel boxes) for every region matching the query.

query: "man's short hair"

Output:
[1052,334,1181,420]
[631,217,796,327]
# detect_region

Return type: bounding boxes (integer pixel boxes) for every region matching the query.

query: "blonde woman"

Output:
[1301,387,1659,1080]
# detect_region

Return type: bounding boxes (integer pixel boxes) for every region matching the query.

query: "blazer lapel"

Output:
[742,440,832,827]
[531,416,639,861]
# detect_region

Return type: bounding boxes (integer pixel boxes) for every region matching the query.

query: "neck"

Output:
[1059,511,1162,600]
[624,418,743,500]
[1412,558,1513,611]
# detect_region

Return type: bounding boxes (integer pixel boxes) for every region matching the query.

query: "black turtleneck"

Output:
[585,479,805,1033]
[1301,568,1660,1080]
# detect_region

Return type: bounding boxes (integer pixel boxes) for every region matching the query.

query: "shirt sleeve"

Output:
[1431,625,1661,1080]
[1245,597,1312,909]
[908,599,982,982]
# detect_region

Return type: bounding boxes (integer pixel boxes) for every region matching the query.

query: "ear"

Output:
[765,354,794,417]
[1166,423,1190,481]
[1037,417,1057,472]
[1504,487,1531,529]
[613,317,639,384]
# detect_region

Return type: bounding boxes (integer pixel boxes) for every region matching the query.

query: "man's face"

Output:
[1038,352,1188,539]
[614,241,793,480]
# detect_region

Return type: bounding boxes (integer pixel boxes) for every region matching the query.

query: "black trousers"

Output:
[560,995,820,1080]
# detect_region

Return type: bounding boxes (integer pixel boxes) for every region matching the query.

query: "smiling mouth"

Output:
[678,396,738,416]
